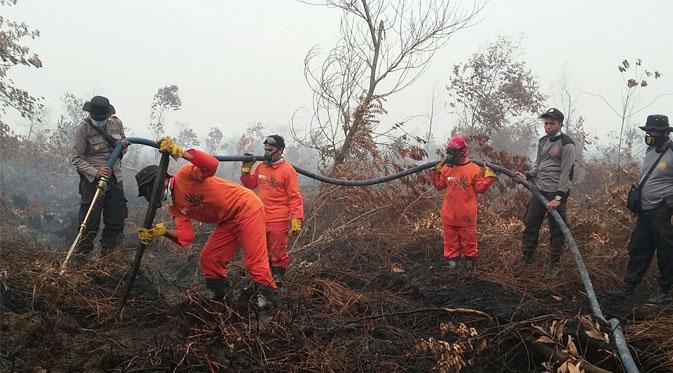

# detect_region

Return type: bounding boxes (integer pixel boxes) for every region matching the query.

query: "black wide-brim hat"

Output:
[135,165,159,197]
[135,165,173,197]
[639,114,672,132]
[83,95,116,121]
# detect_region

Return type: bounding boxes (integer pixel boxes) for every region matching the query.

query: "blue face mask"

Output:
[91,118,107,129]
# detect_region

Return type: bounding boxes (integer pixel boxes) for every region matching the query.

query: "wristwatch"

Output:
[554,195,562,201]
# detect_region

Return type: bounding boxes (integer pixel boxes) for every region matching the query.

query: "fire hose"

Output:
[85,137,637,372]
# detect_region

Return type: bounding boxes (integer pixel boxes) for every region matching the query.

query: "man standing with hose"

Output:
[622,114,673,304]
[135,137,278,310]
[428,136,496,270]
[513,108,576,279]
[71,96,129,259]
[240,135,304,286]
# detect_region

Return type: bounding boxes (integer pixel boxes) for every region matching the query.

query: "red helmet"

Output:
[447,136,467,150]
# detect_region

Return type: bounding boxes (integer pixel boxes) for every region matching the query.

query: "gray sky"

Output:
[5,0,673,145]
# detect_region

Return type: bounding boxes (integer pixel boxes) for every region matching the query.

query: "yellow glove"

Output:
[138,223,167,245]
[434,161,445,172]
[241,152,255,174]
[291,218,302,236]
[484,165,496,178]
[157,137,185,160]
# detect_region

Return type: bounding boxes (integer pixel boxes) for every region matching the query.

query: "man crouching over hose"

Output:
[134,137,278,310]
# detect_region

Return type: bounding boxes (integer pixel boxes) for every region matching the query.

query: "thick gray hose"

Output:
[473,160,639,373]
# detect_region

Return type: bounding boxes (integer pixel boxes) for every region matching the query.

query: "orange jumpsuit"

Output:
[429,161,495,259]
[240,159,304,269]
[168,149,275,287]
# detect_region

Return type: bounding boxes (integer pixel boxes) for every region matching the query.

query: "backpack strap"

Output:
[84,117,119,149]
[84,117,124,160]
[560,134,575,146]
[560,134,575,180]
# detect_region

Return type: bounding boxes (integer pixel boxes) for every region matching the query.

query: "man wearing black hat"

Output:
[71,95,129,257]
[513,108,577,279]
[622,114,673,304]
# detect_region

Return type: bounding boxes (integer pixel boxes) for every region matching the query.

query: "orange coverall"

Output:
[429,161,495,259]
[168,149,275,288]
[240,159,304,269]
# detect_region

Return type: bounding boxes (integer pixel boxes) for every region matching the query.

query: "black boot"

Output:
[255,284,278,311]
[512,255,533,270]
[271,267,286,288]
[543,263,561,280]
[76,229,97,255]
[72,230,97,267]
[646,289,672,305]
[617,283,636,301]
[462,257,476,270]
[205,278,231,302]
[100,230,123,257]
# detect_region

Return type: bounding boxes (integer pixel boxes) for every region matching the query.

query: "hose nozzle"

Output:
[96,175,109,189]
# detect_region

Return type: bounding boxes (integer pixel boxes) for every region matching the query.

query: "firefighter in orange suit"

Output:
[241,135,304,286]
[428,136,496,270]
[135,138,277,310]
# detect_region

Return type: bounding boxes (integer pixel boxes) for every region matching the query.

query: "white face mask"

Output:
[164,184,173,205]
[91,118,107,129]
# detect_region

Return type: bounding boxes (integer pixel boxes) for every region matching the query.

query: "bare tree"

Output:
[294,0,484,168]
[176,125,200,149]
[149,84,181,138]
[0,0,43,124]
[582,58,666,169]
[50,92,85,150]
[205,126,225,153]
[554,73,589,161]
[448,36,545,138]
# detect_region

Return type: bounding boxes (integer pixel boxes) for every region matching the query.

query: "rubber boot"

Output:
[646,289,673,305]
[543,263,561,280]
[617,283,636,301]
[205,278,231,302]
[76,229,97,255]
[462,257,476,270]
[100,230,123,257]
[512,255,533,270]
[255,284,278,311]
[271,267,286,288]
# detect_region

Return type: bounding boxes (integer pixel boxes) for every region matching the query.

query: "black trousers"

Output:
[521,191,568,264]
[77,175,128,254]
[625,205,673,291]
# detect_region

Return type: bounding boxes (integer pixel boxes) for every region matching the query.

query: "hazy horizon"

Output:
[4,0,673,149]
